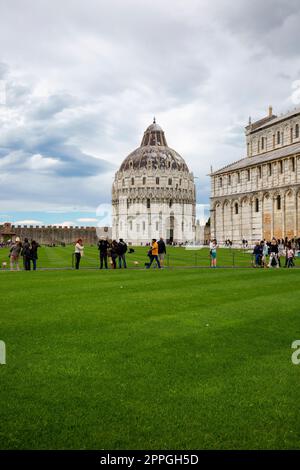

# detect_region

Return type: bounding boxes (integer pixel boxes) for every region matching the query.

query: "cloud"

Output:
[51,221,76,227]
[0,0,300,215]
[77,218,98,223]
[15,219,43,226]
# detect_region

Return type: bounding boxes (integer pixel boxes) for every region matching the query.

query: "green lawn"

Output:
[0,245,268,269]
[0,268,299,449]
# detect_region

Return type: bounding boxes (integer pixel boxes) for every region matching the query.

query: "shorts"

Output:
[211,251,217,259]
[159,253,165,261]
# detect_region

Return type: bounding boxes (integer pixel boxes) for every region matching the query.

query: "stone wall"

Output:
[0,224,102,245]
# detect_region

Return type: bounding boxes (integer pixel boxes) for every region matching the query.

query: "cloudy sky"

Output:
[1,0,300,226]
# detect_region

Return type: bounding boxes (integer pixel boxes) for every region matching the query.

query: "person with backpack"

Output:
[97,237,109,269]
[118,238,127,269]
[147,239,161,269]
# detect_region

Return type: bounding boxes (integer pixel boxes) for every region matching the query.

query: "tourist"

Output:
[210,239,217,268]
[261,241,269,268]
[111,240,119,269]
[268,238,279,268]
[158,237,166,267]
[98,237,109,269]
[9,237,22,271]
[30,240,40,271]
[74,239,84,270]
[118,238,127,269]
[253,242,262,267]
[287,244,295,268]
[147,239,161,269]
[22,238,31,271]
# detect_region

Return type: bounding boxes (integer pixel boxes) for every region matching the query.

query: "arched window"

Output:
[277,195,281,210]
[131,177,135,185]
[261,137,264,150]
[228,175,231,185]
[258,166,262,179]
[247,169,251,181]
[147,199,151,209]
[291,157,295,172]
[235,203,239,215]
[168,178,172,186]
[156,177,160,185]
[279,161,283,174]
[295,124,299,139]
[277,131,280,145]
[219,177,222,188]
[268,163,272,176]
[255,198,259,213]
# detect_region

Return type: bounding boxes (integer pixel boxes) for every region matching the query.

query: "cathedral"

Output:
[112,120,196,245]
[210,106,300,244]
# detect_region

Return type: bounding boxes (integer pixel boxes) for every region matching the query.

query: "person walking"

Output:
[158,237,167,268]
[148,239,161,269]
[9,238,22,271]
[98,237,109,269]
[22,238,31,270]
[268,238,279,268]
[74,239,84,270]
[30,240,40,271]
[118,238,127,269]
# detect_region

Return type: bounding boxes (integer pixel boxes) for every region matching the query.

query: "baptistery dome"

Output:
[112,119,196,245]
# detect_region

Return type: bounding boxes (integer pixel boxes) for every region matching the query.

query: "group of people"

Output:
[253,238,296,268]
[9,237,40,271]
[210,237,298,268]
[97,238,128,270]
[73,237,167,270]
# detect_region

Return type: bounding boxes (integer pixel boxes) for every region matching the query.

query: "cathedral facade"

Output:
[210,106,300,245]
[112,120,196,245]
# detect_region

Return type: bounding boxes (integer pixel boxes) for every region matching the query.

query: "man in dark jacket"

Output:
[118,239,127,268]
[158,237,167,268]
[98,238,109,269]
[268,238,279,268]
[21,238,31,271]
[253,242,262,267]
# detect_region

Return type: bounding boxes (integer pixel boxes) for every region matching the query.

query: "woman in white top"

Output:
[74,239,84,269]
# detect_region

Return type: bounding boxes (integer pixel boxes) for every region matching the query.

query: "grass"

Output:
[0,267,300,449]
[0,245,279,269]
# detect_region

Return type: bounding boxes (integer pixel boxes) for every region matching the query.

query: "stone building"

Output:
[0,222,100,245]
[210,106,300,245]
[112,119,196,244]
